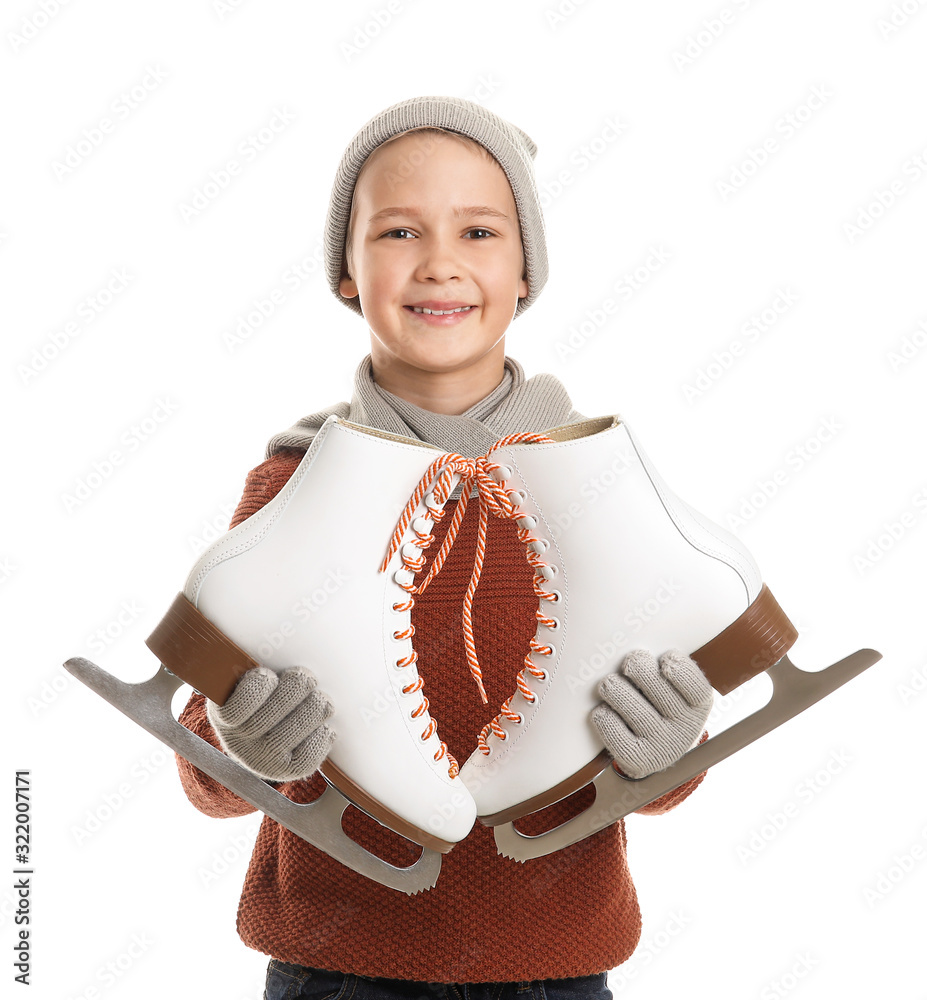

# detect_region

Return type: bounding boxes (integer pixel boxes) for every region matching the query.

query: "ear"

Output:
[518,274,529,300]
[340,272,358,299]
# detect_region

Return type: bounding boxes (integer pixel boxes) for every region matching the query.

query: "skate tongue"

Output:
[379,433,554,706]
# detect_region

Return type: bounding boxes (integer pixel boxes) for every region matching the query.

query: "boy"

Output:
[176,96,712,999]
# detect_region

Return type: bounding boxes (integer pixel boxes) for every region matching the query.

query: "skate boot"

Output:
[64,414,480,894]
[435,415,880,861]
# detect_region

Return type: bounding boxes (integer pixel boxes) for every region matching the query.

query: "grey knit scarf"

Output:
[265,353,587,459]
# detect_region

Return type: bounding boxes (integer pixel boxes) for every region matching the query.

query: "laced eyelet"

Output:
[547,590,562,604]
[513,714,524,725]
[536,671,547,682]
[530,538,550,554]
[539,564,558,581]
[547,617,561,631]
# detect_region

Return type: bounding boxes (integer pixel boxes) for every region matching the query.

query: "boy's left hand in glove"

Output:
[590,649,713,779]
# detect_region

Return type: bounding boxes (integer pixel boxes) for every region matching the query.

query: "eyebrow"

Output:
[366,205,511,225]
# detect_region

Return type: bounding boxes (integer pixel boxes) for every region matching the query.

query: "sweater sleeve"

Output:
[173,448,306,818]
[633,728,709,815]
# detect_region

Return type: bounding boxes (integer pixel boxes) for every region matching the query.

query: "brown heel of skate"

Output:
[63,592,445,894]
[146,592,459,855]
[492,585,882,862]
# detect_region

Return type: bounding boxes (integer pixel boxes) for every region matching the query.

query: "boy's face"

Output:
[339,131,528,379]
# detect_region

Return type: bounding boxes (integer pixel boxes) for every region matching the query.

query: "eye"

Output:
[465,228,494,240]
[382,228,416,240]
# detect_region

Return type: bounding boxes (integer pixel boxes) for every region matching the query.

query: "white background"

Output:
[4,1,926,997]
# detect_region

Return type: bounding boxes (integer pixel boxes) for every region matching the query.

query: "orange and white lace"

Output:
[379,433,558,771]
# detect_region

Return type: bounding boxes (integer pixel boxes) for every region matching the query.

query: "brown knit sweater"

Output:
[176,448,707,983]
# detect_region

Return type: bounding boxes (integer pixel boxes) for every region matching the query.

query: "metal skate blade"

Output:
[493,647,882,862]
[63,657,441,894]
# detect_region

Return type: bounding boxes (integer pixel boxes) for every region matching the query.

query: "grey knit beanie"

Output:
[323,95,548,319]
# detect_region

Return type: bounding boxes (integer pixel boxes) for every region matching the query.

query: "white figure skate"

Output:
[430,415,880,862]
[64,415,479,894]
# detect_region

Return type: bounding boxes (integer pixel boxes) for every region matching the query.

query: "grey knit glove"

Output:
[205,665,336,782]
[590,649,712,779]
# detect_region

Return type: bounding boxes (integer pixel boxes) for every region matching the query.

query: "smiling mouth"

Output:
[405,305,477,315]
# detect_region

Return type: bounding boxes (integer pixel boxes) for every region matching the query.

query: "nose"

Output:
[413,232,463,283]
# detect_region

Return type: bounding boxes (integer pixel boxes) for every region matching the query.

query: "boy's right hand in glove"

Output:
[205,665,336,782]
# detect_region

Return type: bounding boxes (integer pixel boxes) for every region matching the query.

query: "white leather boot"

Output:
[130,415,477,888]
[454,415,877,852]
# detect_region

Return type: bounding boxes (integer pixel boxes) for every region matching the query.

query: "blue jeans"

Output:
[263,960,613,1000]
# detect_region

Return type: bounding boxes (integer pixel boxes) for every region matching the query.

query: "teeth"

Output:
[411,306,473,315]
